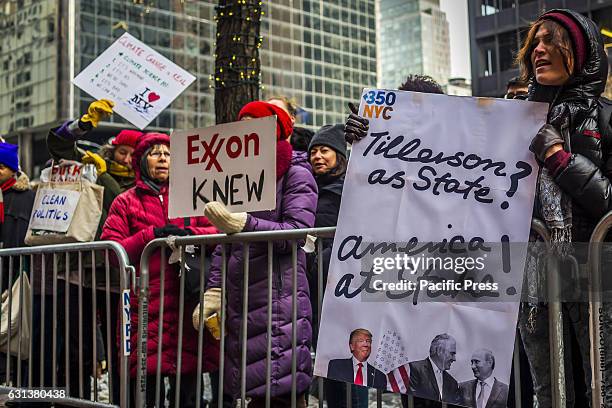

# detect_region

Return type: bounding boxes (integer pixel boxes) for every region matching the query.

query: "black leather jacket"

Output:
[530,9,611,241]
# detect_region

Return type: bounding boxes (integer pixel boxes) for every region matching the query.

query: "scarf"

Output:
[538,106,573,253]
[0,176,17,224]
[108,161,135,179]
[277,140,293,180]
[538,167,573,246]
[139,148,166,194]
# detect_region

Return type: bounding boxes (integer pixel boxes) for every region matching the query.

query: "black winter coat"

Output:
[530,9,612,242]
[0,173,35,289]
[1,173,35,250]
[307,174,344,345]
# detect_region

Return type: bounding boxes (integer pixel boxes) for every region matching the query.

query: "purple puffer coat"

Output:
[208,151,318,399]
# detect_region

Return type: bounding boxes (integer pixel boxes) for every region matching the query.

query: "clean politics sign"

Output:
[315,90,548,406]
[169,116,277,218]
[28,189,81,233]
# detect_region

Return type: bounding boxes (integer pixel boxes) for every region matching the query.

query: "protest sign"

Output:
[73,32,195,129]
[28,188,81,233]
[41,162,97,183]
[169,116,277,218]
[314,89,548,406]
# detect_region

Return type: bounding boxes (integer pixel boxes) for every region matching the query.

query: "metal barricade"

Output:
[588,211,612,408]
[530,218,567,408]
[0,241,134,407]
[136,227,340,408]
[134,222,564,408]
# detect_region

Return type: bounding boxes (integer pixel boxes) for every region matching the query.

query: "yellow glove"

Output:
[192,309,221,340]
[192,288,222,329]
[80,99,114,127]
[82,151,107,175]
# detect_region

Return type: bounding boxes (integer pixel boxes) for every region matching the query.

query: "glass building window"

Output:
[499,31,517,71]
[481,0,498,16]
[479,40,497,76]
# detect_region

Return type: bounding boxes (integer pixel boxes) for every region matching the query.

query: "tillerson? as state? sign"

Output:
[169,116,277,218]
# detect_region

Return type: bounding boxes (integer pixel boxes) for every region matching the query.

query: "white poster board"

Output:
[73,32,195,130]
[169,116,277,218]
[314,89,548,406]
[29,189,81,233]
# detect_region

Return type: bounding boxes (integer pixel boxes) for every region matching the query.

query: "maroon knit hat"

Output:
[112,129,143,148]
[540,11,587,74]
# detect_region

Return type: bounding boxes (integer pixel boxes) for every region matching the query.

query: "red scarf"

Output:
[276,140,293,180]
[0,177,16,224]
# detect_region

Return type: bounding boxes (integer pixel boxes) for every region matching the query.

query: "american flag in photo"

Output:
[373,329,411,394]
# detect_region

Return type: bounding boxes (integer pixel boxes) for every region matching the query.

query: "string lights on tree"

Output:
[213,0,264,124]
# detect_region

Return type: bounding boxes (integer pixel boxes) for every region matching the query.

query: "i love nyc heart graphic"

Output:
[148,92,161,103]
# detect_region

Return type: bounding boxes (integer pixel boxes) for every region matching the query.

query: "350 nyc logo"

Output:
[362,90,396,120]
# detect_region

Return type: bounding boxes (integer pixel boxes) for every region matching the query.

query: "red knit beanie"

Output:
[112,129,144,148]
[237,101,293,141]
[540,11,587,74]
[238,101,293,180]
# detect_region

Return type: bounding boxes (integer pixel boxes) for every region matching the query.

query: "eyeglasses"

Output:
[148,151,171,159]
[504,91,528,100]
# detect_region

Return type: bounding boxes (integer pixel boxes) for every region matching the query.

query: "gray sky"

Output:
[440,0,471,80]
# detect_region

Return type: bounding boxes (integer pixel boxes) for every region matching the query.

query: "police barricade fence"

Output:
[0,241,133,408]
[134,221,602,408]
[136,227,335,408]
[587,210,612,408]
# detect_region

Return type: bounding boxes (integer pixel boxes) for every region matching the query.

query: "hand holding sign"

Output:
[80,99,114,128]
[204,202,247,234]
[344,102,369,144]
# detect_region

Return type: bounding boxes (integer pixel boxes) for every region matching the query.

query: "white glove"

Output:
[204,201,247,234]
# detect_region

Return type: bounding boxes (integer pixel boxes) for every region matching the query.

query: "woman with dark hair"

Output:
[515,9,612,407]
[307,124,347,330]
[307,124,365,407]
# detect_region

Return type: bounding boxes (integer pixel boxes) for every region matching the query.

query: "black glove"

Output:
[77,118,94,132]
[344,102,369,144]
[154,224,192,238]
[529,124,565,162]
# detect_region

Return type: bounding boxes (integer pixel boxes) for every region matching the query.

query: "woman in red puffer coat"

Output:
[102,132,218,407]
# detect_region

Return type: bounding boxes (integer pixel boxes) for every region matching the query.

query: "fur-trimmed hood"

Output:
[12,172,31,191]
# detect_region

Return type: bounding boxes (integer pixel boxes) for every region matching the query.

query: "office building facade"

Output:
[377,0,450,89]
[446,77,472,96]
[0,0,376,176]
[468,0,612,97]
[261,0,377,127]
